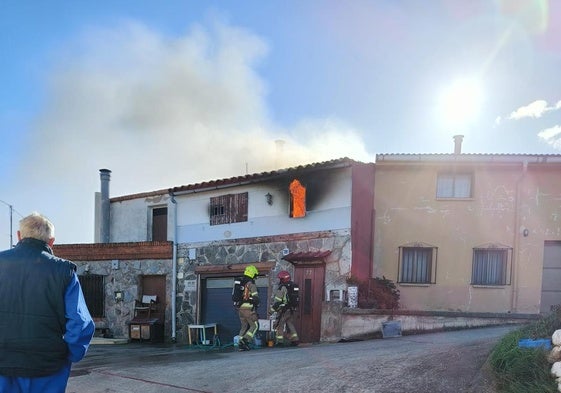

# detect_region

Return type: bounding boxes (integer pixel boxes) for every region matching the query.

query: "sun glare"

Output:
[437,77,484,130]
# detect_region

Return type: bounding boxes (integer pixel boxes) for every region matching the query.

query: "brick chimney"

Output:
[453,135,464,154]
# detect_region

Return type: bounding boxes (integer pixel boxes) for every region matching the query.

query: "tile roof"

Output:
[376,153,561,163]
[168,157,363,194]
[282,250,332,262]
[111,157,367,202]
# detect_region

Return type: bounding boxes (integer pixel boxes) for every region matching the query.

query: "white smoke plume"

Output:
[11,19,372,243]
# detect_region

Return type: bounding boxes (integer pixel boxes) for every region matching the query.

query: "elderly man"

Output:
[0,212,95,393]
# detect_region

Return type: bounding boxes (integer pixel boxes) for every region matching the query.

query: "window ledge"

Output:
[435,197,474,201]
[471,285,507,289]
[398,283,431,287]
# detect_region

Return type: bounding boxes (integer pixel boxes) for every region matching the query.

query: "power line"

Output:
[0,201,24,219]
[0,199,22,248]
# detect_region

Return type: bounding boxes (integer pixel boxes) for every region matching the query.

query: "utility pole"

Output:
[9,204,12,248]
[0,200,13,248]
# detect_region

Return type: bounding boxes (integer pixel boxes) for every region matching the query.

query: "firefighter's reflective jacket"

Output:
[272,281,299,312]
[239,277,259,309]
[271,284,288,312]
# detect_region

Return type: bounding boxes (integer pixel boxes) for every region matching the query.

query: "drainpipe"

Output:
[511,160,528,312]
[169,191,178,343]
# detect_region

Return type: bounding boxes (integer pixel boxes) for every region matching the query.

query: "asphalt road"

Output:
[67,325,516,393]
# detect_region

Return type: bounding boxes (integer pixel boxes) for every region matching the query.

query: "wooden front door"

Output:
[293,264,325,343]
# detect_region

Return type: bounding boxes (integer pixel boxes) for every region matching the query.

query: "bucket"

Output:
[233,335,240,347]
[518,338,551,350]
[254,335,263,347]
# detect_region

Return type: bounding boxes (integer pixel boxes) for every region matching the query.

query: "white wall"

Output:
[109,167,353,243]
[110,197,169,242]
[174,171,352,243]
[177,206,352,243]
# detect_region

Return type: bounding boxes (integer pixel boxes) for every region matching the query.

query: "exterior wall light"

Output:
[265,193,273,205]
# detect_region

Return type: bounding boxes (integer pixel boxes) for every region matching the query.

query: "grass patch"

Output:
[489,311,561,392]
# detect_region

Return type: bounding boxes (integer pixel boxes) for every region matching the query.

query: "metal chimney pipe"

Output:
[99,169,111,243]
[275,139,285,169]
[453,135,464,154]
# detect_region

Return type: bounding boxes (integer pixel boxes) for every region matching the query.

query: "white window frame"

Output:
[436,173,472,199]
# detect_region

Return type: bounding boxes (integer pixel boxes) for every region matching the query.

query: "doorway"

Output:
[140,274,166,323]
[201,276,269,344]
[293,263,325,343]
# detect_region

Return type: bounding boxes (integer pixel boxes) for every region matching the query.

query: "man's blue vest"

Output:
[0,238,76,377]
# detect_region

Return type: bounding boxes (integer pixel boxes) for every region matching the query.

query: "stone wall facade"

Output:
[174,229,352,343]
[73,259,172,339]
[58,230,355,343]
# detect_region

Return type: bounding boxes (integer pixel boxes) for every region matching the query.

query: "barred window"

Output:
[78,274,105,318]
[398,245,437,284]
[437,173,472,198]
[471,246,512,286]
[210,192,248,226]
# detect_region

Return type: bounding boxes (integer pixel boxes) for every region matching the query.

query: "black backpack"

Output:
[285,282,300,308]
[232,277,250,307]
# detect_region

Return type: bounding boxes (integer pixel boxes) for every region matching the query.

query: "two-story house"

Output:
[56,158,375,344]
[374,136,561,316]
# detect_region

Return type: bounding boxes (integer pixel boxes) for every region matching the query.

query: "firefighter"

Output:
[271,270,300,346]
[237,265,260,351]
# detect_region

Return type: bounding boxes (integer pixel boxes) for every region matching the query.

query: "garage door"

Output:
[541,241,561,313]
[201,277,269,344]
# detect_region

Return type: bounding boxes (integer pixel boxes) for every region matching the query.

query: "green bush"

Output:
[354,276,400,309]
[489,311,561,392]
[519,311,561,340]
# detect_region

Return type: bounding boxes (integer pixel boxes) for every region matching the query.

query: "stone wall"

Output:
[175,229,352,342]
[74,259,172,339]
[66,230,354,343]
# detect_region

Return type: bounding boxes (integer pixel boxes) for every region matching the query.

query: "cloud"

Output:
[508,100,549,119]
[508,99,561,120]
[538,125,561,149]
[13,19,373,243]
[502,99,561,151]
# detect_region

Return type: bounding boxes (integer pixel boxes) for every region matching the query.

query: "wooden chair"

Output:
[134,295,158,319]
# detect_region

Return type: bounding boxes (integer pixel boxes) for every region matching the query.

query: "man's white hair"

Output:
[19,212,55,243]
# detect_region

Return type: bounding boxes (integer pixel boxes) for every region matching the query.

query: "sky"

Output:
[1,0,561,246]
